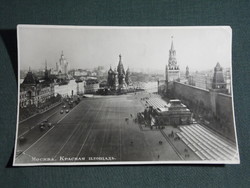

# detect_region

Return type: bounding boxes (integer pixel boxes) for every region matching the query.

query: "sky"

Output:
[18,25,232,73]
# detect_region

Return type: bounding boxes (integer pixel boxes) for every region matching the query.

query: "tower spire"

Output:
[119,54,122,62]
[170,36,174,51]
[45,59,47,70]
[168,36,177,67]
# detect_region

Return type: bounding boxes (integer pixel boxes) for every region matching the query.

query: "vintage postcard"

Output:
[13,25,239,166]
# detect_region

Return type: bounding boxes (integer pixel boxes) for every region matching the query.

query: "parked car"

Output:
[18,136,26,144]
[40,125,45,131]
[48,123,52,128]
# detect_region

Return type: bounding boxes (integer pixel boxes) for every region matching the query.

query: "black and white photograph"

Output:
[13,25,239,166]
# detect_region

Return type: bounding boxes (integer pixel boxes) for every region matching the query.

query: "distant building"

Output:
[84,78,99,94]
[74,69,88,77]
[125,67,133,87]
[187,70,214,90]
[51,51,70,85]
[224,68,231,94]
[20,64,55,108]
[179,66,189,84]
[192,73,208,89]
[56,51,69,75]
[165,37,180,92]
[185,66,189,79]
[211,62,228,94]
[107,54,132,92]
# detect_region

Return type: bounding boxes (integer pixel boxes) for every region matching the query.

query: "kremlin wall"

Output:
[172,82,234,140]
[161,37,235,141]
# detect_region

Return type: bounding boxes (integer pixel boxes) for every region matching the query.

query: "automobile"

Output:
[40,119,49,126]
[204,120,210,125]
[66,109,69,113]
[18,136,26,144]
[60,110,64,114]
[40,125,45,131]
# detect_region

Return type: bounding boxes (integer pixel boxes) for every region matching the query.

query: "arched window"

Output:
[27,90,32,100]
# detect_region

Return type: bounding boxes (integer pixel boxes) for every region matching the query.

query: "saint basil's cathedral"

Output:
[107,54,132,92]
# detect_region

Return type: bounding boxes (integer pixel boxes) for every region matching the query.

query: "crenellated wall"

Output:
[216,93,234,126]
[173,82,211,109]
[171,81,235,140]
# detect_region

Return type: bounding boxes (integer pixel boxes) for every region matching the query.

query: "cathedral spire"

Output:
[110,64,114,71]
[117,54,125,75]
[118,54,123,66]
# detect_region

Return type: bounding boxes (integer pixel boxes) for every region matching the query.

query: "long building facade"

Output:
[20,65,55,108]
